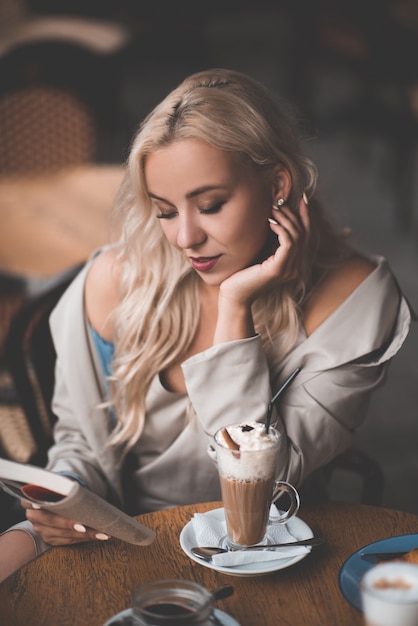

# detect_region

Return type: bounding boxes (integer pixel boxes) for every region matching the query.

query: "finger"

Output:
[44,529,111,546]
[273,211,301,242]
[25,508,111,544]
[267,219,292,251]
[25,507,69,527]
[298,196,310,233]
[273,224,294,253]
[21,500,41,511]
[272,204,303,238]
[273,203,302,228]
[31,519,111,546]
[33,525,91,546]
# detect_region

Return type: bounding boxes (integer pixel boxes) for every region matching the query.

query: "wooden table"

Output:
[0,501,417,626]
[0,164,125,279]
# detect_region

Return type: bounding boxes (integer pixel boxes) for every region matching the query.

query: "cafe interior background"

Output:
[0,0,417,517]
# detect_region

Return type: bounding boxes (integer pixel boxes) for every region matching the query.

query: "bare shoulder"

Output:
[84,248,122,341]
[303,255,376,336]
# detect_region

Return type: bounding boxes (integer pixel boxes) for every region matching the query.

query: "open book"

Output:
[0,458,155,546]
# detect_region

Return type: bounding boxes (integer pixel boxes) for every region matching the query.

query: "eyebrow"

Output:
[149,185,228,204]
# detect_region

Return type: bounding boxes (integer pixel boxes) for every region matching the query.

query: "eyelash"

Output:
[156,202,224,220]
[156,212,176,220]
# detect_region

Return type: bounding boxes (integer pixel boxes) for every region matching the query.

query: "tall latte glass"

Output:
[213,422,300,549]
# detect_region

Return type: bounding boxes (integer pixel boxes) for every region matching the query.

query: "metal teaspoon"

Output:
[191,536,324,561]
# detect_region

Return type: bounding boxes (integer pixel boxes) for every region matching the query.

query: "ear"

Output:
[271,165,292,203]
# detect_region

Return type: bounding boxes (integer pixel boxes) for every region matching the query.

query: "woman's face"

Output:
[145,139,274,287]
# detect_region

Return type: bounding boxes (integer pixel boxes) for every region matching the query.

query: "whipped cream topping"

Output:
[215,422,280,481]
[216,422,279,451]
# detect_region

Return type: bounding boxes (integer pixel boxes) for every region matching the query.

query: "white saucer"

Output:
[179,507,313,577]
[103,607,240,625]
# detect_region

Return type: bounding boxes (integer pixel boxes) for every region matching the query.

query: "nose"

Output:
[176,213,206,249]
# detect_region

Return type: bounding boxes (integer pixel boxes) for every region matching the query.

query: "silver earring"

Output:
[276,198,285,207]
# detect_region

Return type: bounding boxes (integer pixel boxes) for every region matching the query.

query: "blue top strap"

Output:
[90,325,115,379]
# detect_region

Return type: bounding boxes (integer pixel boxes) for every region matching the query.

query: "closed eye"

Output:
[156,211,177,219]
[156,202,224,219]
[199,202,224,215]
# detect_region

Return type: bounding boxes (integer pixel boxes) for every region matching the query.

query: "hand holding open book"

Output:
[0,458,156,546]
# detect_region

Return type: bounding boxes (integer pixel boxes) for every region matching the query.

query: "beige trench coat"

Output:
[44,252,412,514]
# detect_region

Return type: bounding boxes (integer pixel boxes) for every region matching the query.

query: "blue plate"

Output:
[339,533,418,611]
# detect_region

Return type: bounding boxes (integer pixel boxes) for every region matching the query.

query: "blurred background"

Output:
[0,0,417,513]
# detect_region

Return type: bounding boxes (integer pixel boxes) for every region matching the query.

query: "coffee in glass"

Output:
[213,421,299,549]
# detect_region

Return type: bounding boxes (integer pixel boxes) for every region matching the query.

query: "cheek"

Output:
[236,211,269,246]
[158,222,176,245]
[239,188,272,239]
[220,221,268,266]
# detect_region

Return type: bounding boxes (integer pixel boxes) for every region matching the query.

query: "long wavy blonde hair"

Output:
[109,68,351,447]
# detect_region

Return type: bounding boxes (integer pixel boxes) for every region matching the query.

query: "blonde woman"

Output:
[0,68,411,580]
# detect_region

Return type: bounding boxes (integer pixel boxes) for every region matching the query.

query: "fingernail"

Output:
[31,503,41,509]
[95,533,110,541]
[73,523,87,533]
[268,217,279,225]
[302,192,308,204]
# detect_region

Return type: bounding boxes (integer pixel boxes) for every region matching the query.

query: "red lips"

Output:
[189,255,221,271]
